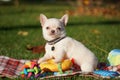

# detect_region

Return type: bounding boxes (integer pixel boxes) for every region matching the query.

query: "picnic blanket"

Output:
[0,56,37,78]
[0,56,120,79]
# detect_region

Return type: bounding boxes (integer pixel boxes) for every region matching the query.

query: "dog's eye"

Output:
[57,27,61,30]
[46,27,50,30]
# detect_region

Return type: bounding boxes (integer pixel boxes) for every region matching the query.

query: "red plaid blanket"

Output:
[1,56,119,79]
[0,56,37,78]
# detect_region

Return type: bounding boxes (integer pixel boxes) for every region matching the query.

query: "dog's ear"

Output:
[40,14,47,27]
[60,14,68,26]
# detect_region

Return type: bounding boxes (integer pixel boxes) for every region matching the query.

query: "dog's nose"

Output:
[51,30,55,33]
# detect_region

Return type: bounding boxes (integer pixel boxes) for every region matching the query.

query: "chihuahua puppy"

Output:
[38,14,98,73]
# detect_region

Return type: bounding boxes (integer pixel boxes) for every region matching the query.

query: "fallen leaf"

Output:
[18,31,28,36]
[27,45,45,54]
[91,29,101,35]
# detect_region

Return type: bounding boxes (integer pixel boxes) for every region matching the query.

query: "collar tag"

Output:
[51,46,55,51]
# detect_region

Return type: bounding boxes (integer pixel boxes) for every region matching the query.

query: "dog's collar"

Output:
[47,36,66,45]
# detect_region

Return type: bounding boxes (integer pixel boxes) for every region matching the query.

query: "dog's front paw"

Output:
[38,58,43,64]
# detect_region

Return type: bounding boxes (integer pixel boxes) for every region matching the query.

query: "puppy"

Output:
[38,14,98,73]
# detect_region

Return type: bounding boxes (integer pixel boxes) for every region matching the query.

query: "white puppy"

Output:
[38,14,98,73]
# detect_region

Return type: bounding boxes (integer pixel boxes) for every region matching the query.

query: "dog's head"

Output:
[40,14,68,41]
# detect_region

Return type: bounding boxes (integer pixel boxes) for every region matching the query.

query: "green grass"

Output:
[0,3,120,80]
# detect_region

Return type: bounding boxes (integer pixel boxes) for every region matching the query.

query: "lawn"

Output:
[0,2,120,80]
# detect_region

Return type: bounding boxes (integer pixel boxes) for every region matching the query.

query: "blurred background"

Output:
[0,0,120,61]
[0,0,120,27]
